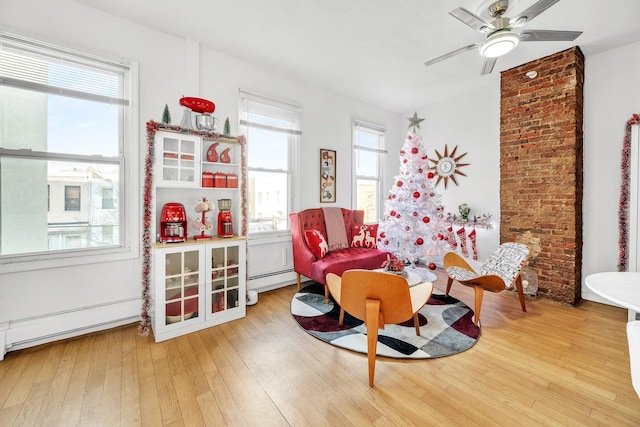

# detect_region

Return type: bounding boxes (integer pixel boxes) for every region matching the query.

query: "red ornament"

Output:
[405,226,411,231]
[380,232,386,238]
[411,147,418,154]
[416,237,424,245]
[390,210,396,217]
[423,216,430,223]
[397,180,403,187]
[413,211,418,216]
[418,168,423,173]
[403,159,408,163]
[427,172,434,179]
[384,240,389,245]
[413,191,420,198]
[396,213,401,218]
[428,262,436,270]
[400,150,405,155]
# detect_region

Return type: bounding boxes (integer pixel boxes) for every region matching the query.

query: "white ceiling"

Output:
[77,0,640,113]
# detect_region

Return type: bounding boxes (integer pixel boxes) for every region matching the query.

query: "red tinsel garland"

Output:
[138,121,247,335]
[618,113,640,272]
[139,121,158,335]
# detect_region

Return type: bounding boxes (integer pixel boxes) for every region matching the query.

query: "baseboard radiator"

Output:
[248,268,297,292]
[0,297,140,361]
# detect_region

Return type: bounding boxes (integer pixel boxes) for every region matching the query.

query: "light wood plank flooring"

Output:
[1,270,639,426]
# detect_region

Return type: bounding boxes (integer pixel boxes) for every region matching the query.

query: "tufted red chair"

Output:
[290,208,391,302]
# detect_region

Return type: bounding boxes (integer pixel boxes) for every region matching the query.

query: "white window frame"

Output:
[239,90,300,239]
[352,120,386,223]
[0,32,139,273]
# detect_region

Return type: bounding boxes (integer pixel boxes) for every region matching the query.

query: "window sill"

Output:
[0,245,139,274]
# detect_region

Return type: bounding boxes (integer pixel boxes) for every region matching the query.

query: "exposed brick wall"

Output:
[500,47,584,305]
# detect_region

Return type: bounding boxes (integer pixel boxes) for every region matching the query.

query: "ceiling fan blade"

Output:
[520,30,583,42]
[510,0,560,27]
[424,42,480,68]
[449,7,494,33]
[481,57,497,75]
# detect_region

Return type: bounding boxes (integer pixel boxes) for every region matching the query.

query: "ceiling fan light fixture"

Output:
[480,30,520,58]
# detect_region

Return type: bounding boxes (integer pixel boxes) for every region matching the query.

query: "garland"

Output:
[139,121,158,335]
[618,114,640,272]
[138,121,246,335]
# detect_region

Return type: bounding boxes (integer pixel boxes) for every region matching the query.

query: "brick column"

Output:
[500,47,584,305]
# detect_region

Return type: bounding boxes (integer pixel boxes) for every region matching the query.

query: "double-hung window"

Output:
[0,32,137,268]
[353,121,385,223]
[239,91,300,235]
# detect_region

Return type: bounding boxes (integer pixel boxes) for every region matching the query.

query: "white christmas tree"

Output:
[377,130,448,267]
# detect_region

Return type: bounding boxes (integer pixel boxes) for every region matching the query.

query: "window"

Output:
[353,121,386,223]
[64,186,81,211]
[239,91,300,235]
[102,188,114,209]
[0,32,137,266]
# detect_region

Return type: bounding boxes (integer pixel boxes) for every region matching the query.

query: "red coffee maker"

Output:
[159,202,188,243]
[217,199,233,237]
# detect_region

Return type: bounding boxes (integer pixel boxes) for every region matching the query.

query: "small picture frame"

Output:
[320,149,336,203]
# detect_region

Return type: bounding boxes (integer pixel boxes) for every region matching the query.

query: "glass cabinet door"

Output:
[207,244,241,315]
[157,133,199,187]
[164,249,200,325]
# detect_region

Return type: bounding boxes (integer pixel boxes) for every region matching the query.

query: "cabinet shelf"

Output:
[202,161,240,167]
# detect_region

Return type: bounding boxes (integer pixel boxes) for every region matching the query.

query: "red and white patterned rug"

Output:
[291,283,480,359]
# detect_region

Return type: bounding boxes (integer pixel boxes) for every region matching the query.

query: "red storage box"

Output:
[226,173,238,188]
[213,172,227,188]
[202,172,214,187]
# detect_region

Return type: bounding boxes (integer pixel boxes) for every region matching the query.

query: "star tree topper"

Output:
[407,112,425,132]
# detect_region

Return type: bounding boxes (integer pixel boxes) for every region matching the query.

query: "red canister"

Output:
[202,172,214,187]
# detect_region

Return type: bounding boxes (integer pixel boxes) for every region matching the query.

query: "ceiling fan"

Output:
[424,0,582,75]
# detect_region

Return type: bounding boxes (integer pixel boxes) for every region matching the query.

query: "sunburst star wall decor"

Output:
[429,144,469,188]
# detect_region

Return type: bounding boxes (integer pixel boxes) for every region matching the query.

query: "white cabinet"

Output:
[144,122,247,342]
[152,238,246,342]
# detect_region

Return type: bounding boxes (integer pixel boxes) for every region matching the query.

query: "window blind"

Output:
[0,32,129,106]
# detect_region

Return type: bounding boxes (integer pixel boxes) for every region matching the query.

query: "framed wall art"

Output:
[320,148,336,203]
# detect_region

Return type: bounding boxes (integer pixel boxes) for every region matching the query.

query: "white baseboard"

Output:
[1,298,141,361]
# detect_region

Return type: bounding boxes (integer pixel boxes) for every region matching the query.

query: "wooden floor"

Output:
[1,270,639,426]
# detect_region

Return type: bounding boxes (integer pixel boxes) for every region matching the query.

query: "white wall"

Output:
[0,0,401,354]
[583,40,640,304]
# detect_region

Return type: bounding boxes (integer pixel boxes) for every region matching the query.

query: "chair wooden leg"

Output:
[365,299,381,387]
[445,277,454,296]
[324,285,330,304]
[473,285,484,326]
[514,275,527,312]
[296,273,301,290]
[339,307,345,325]
[413,313,421,336]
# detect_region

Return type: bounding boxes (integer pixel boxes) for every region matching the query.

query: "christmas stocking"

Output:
[468,228,478,260]
[457,227,469,258]
[444,226,457,251]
